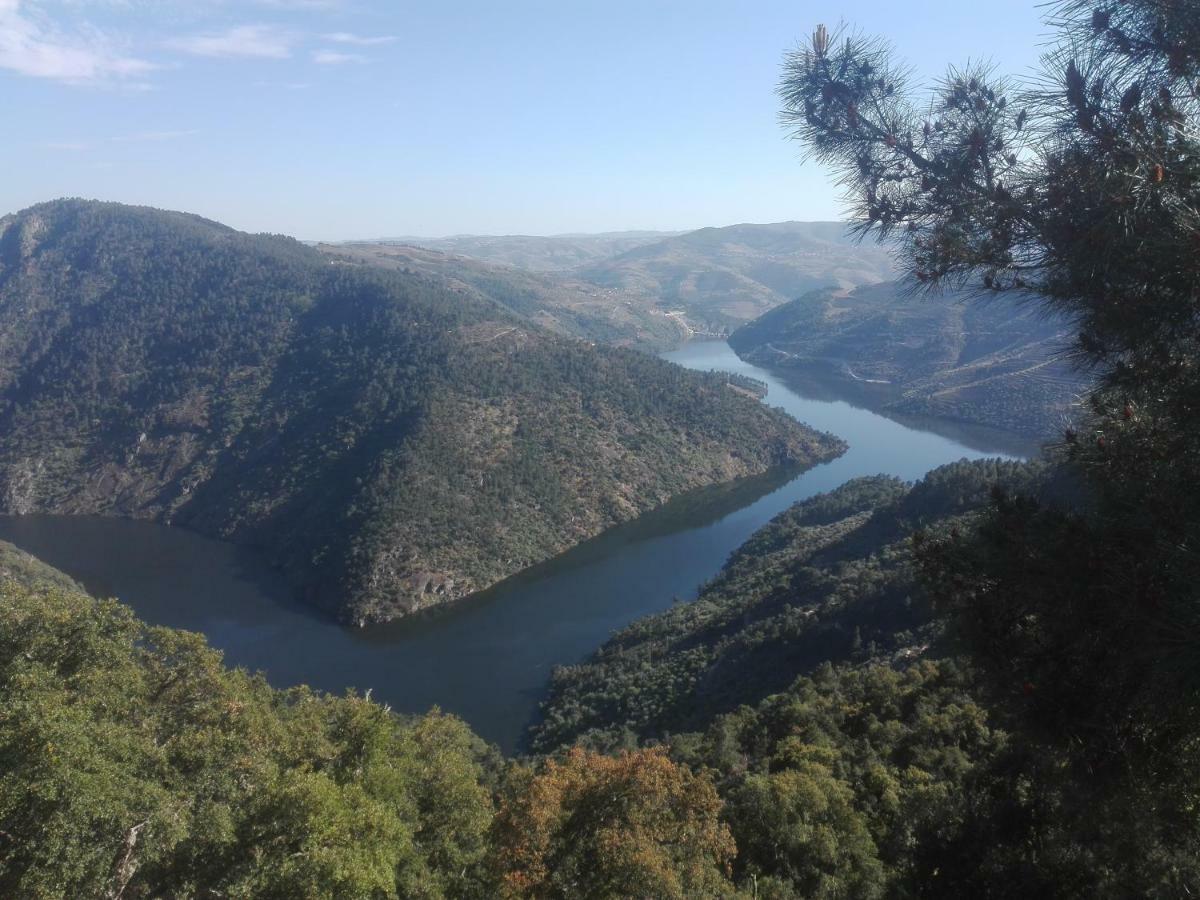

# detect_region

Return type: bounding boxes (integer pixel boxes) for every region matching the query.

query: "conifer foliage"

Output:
[782,1,1200,891]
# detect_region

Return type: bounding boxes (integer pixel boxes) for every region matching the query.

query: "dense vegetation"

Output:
[730,282,1085,439]
[0,463,1099,899]
[0,199,841,623]
[780,0,1200,891]
[531,458,1039,751]
[0,539,81,593]
[0,570,762,898]
[0,574,499,898]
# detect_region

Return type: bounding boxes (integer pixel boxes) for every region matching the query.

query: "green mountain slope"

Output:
[0,538,81,592]
[0,200,844,624]
[317,242,689,350]
[730,282,1086,439]
[530,458,1043,752]
[572,222,896,336]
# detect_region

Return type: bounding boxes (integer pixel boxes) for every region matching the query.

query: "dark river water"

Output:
[0,342,1034,752]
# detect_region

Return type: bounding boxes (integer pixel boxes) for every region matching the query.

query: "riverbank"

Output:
[0,341,1028,752]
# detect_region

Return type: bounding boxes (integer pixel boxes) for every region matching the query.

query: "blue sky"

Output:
[2,1,1049,239]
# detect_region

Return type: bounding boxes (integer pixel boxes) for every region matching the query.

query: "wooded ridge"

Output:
[0,199,844,624]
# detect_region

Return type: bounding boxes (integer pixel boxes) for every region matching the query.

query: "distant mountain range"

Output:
[330,221,896,346]
[573,222,895,334]
[317,242,690,351]
[389,230,683,272]
[0,200,843,623]
[330,223,1076,440]
[730,282,1085,440]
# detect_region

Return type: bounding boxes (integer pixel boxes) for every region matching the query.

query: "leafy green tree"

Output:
[728,748,884,899]
[0,577,497,899]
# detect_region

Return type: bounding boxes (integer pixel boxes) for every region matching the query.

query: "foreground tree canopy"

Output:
[0,577,749,899]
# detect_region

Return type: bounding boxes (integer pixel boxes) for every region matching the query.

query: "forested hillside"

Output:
[730,282,1085,438]
[529,456,1199,894]
[0,200,842,623]
[531,458,1044,752]
[0,572,503,898]
[317,242,689,350]
[0,538,81,592]
[10,456,1181,898]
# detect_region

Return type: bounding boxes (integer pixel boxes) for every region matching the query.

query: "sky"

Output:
[2,1,1051,240]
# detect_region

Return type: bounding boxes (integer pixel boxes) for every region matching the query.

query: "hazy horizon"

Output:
[4,1,1047,240]
[331,218,857,243]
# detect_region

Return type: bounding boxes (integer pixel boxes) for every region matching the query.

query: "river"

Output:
[0,341,1034,752]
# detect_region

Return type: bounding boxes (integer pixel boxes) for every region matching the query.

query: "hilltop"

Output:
[0,199,843,624]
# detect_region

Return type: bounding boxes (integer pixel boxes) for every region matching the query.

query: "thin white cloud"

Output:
[322,31,395,46]
[312,48,363,65]
[44,139,91,151]
[168,24,293,59]
[0,0,155,84]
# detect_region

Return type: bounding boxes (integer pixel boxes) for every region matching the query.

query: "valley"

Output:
[0,199,1039,754]
[332,225,1076,441]
[572,222,895,334]
[0,341,1026,753]
[326,221,896,349]
[3,0,1194,891]
[0,200,839,625]
[317,241,690,351]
